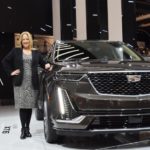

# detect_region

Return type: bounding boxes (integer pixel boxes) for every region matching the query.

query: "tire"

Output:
[35,108,43,121]
[43,95,58,143]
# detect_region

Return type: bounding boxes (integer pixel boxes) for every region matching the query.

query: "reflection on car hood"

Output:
[58,61,150,73]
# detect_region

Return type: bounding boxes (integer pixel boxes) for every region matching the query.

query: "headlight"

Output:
[58,87,65,115]
[57,87,72,120]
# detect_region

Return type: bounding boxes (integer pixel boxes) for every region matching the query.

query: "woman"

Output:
[2,31,51,139]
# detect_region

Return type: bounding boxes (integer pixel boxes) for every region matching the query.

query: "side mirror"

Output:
[126,43,134,49]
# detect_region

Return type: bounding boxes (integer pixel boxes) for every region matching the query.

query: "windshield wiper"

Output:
[119,60,140,64]
[88,58,109,64]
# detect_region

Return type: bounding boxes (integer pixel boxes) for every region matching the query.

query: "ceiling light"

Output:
[40,28,46,32]
[128,0,134,3]
[7,6,12,10]
[45,24,52,28]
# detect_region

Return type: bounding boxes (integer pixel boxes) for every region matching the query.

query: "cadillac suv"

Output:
[36,40,150,143]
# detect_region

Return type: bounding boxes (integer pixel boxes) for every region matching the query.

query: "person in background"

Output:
[2,31,51,139]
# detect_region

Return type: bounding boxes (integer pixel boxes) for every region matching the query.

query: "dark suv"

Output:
[36,40,150,143]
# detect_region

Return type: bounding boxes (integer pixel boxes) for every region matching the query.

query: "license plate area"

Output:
[128,116,143,124]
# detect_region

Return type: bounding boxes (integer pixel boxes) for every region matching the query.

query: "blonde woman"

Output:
[2,31,51,139]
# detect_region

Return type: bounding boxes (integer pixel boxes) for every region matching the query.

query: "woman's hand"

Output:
[45,63,53,71]
[11,69,20,76]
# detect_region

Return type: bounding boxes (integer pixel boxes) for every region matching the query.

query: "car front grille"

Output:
[88,72,150,95]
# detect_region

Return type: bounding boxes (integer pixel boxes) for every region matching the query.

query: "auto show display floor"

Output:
[1,106,150,150]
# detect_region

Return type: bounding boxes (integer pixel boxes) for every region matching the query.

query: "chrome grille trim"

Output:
[88,70,150,73]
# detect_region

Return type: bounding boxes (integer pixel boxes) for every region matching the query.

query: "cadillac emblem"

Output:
[126,75,141,83]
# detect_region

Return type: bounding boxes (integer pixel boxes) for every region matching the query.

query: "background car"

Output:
[36,40,150,143]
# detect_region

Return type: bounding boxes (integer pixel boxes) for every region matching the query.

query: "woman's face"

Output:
[21,34,30,49]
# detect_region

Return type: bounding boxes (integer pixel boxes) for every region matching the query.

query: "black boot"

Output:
[20,128,26,139]
[25,127,32,137]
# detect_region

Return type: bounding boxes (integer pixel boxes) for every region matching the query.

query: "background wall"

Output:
[0,33,14,104]
[0,0,53,35]
[86,0,108,40]
[122,0,136,46]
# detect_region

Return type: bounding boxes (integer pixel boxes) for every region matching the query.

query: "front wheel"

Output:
[43,95,58,143]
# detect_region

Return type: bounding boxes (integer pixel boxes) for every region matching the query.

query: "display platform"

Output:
[0,105,150,150]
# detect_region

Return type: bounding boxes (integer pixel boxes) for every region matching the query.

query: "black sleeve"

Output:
[2,48,15,76]
[38,51,46,69]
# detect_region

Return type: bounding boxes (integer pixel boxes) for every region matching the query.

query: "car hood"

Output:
[59,61,150,73]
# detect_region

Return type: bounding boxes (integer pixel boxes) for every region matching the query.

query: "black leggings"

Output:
[19,109,32,128]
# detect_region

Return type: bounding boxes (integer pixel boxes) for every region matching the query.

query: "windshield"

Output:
[53,41,143,62]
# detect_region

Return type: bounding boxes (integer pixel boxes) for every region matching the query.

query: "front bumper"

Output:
[56,127,150,137]
[53,86,150,136]
[54,114,150,136]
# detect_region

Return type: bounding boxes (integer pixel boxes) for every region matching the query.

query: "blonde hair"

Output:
[19,31,33,49]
